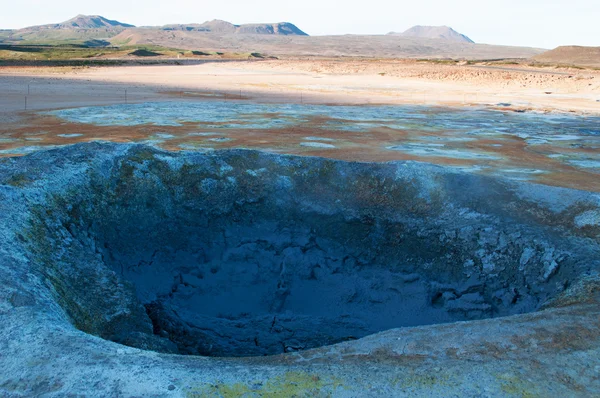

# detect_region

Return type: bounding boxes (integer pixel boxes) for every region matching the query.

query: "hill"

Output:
[160,20,308,36]
[0,16,544,59]
[236,22,307,36]
[111,29,542,59]
[17,14,134,31]
[388,26,474,43]
[51,15,134,29]
[533,46,600,67]
[6,15,134,44]
[4,16,307,44]
[0,30,12,43]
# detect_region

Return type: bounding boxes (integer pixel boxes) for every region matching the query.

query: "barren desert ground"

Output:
[1,60,599,191]
[2,59,599,113]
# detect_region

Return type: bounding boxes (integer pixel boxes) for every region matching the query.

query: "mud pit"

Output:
[17,143,599,358]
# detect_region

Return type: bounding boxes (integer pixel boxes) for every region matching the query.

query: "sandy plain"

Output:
[0,59,599,191]
[1,59,599,113]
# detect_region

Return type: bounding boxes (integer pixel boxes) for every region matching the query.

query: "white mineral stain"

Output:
[574,210,600,228]
[300,142,337,148]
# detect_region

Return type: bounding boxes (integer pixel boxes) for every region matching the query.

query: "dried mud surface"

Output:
[1,100,599,192]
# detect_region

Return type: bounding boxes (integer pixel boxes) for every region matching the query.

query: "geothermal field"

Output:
[0,12,599,398]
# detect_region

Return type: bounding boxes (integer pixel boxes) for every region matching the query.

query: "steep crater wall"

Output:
[19,144,600,357]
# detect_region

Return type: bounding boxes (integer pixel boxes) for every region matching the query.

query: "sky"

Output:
[1,0,598,49]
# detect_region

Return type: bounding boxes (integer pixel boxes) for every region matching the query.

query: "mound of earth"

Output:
[128,49,161,57]
[533,46,600,67]
[388,26,474,43]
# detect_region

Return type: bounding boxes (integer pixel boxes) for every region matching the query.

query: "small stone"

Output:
[542,260,560,281]
[519,247,536,270]
[168,385,176,391]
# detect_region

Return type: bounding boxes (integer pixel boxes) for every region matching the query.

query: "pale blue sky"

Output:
[1,0,598,49]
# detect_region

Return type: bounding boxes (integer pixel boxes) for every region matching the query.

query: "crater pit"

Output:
[21,144,599,357]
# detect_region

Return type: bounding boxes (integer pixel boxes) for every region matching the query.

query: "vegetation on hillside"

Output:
[0,43,275,66]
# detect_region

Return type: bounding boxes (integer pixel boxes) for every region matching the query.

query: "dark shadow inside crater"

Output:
[25,147,593,357]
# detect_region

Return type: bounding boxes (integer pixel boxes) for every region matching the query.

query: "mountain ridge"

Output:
[13,15,307,36]
[0,15,546,61]
[1,15,308,45]
[159,19,308,36]
[388,25,474,43]
[19,15,134,31]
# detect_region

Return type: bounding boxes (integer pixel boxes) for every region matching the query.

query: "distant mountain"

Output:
[3,15,134,44]
[236,23,307,36]
[388,26,474,43]
[1,16,307,45]
[55,15,135,29]
[533,46,600,67]
[0,29,12,43]
[160,20,308,36]
[160,20,235,33]
[20,15,134,31]
[0,16,546,61]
